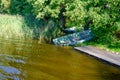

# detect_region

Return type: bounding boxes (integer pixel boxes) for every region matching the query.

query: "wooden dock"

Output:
[74,46,120,68]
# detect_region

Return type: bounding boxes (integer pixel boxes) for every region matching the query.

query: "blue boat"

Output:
[53,30,93,46]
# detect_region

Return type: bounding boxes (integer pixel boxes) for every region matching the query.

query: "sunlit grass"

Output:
[0,14,33,40]
[0,14,60,43]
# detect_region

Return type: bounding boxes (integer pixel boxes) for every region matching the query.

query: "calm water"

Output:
[0,39,120,80]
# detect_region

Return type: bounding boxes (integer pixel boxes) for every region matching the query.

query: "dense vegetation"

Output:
[0,0,120,52]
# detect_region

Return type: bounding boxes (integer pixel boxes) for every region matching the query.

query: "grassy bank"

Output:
[77,41,120,54]
[0,14,60,42]
[94,43,120,54]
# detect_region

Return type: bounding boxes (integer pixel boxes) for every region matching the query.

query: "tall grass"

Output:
[39,20,61,43]
[0,14,60,43]
[0,14,33,39]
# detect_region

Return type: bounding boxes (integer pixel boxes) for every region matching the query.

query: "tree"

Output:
[10,0,33,15]
[31,0,120,42]
[31,0,86,29]
[86,0,120,42]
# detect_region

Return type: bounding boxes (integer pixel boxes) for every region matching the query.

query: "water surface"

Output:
[0,39,120,80]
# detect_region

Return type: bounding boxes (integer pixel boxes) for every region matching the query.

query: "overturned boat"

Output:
[53,30,93,46]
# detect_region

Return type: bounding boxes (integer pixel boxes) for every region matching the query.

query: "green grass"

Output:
[92,43,120,54]
[0,14,60,43]
[76,40,120,54]
[0,14,33,39]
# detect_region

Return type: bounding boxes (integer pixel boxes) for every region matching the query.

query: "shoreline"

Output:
[74,46,120,68]
[92,46,120,55]
[93,45,120,55]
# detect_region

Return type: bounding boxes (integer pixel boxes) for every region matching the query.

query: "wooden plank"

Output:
[74,46,120,67]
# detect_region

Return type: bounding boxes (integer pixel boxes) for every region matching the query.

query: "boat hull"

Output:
[53,30,93,46]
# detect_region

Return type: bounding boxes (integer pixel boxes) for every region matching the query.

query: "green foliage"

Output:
[87,0,120,43]
[31,0,86,28]
[31,0,120,43]
[0,0,32,15]
[65,1,86,27]
[0,0,120,44]
[0,0,10,13]
[0,14,33,39]
[10,0,33,15]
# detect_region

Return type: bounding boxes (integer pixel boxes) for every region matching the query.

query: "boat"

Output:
[64,26,77,33]
[53,29,93,46]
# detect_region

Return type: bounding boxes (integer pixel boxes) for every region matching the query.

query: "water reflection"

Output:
[0,39,120,80]
[0,54,26,64]
[0,55,25,80]
[0,66,20,74]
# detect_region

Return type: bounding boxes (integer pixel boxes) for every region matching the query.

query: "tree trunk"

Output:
[59,4,66,29]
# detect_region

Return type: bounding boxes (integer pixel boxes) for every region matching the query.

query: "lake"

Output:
[0,39,120,80]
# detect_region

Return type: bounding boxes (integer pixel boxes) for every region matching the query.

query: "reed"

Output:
[0,14,60,42]
[0,14,33,40]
